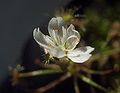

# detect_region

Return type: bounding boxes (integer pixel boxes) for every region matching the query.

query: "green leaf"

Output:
[78,74,107,92]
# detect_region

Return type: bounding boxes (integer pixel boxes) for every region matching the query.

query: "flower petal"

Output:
[67,52,92,63]
[62,26,67,42]
[67,46,94,55]
[79,46,95,54]
[67,46,94,63]
[44,35,56,47]
[47,47,65,58]
[48,17,65,44]
[48,17,65,31]
[86,46,95,53]
[67,24,80,40]
[33,28,49,49]
[64,35,79,51]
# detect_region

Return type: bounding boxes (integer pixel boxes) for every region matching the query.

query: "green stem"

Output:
[77,74,107,92]
[73,76,80,93]
[18,69,62,78]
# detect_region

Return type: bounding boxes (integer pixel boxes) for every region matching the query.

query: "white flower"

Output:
[33,17,94,63]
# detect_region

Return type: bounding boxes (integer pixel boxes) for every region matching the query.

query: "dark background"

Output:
[0,0,70,83]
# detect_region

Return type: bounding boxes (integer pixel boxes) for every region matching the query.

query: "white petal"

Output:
[33,28,49,49]
[67,46,94,55]
[48,17,65,31]
[67,24,80,40]
[47,47,65,58]
[85,46,95,53]
[44,35,56,47]
[64,35,79,51]
[67,46,94,63]
[48,17,64,39]
[79,46,95,54]
[48,17,65,44]
[62,26,67,43]
[67,53,91,63]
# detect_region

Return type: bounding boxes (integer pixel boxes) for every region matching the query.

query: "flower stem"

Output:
[18,69,62,78]
[73,76,80,93]
[35,72,71,93]
[77,74,107,92]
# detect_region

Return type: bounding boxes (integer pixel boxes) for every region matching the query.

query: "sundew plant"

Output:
[11,16,114,93]
[10,1,120,92]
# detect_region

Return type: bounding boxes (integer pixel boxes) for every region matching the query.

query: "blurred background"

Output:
[0,0,69,83]
[0,0,120,93]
